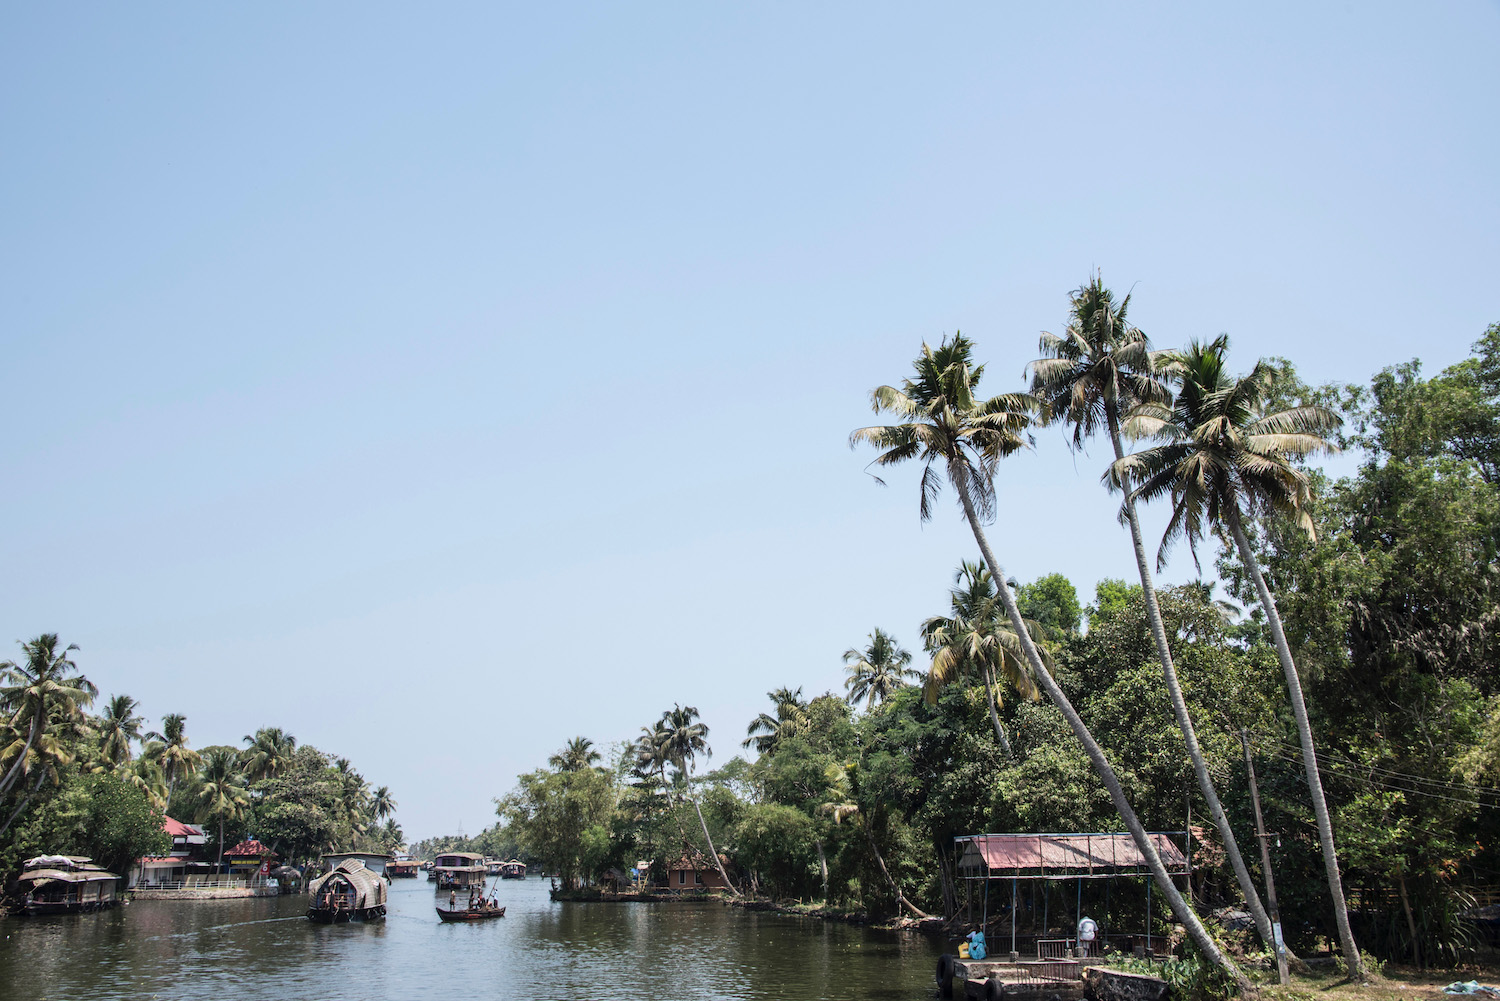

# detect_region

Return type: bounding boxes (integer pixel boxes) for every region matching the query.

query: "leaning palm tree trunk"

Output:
[0,715,43,800]
[1227,508,1362,978]
[1110,413,1281,957]
[0,770,48,838]
[687,782,740,897]
[955,480,1245,987]
[865,821,931,918]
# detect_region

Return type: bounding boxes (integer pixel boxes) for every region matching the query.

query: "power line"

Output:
[1256,746,1500,812]
[1251,733,1500,800]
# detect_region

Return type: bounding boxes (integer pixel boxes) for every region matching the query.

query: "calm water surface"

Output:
[1,878,947,999]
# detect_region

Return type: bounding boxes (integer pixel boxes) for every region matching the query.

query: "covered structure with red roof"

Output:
[129,817,216,888]
[223,839,279,875]
[955,832,1188,880]
[163,816,207,856]
[952,831,1194,961]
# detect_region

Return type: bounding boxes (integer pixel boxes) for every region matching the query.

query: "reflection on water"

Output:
[2,878,946,1000]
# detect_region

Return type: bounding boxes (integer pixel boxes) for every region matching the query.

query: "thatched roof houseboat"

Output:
[18,856,121,915]
[307,857,388,923]
[498,858,527,879]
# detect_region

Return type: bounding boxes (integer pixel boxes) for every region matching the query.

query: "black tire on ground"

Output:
[936,953,955,997]
[984,975,1004,1001]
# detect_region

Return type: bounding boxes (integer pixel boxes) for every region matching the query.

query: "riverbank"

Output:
[129,886,279,900]
[549,885,949,933]
[1260,965,1500,1001]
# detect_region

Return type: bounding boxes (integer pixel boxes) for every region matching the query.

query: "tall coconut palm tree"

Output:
[655,704,738,896]
[921,561,1043,758]
[195,747,250,867]
[330,760,371,840]
[1115,334,1359,976]
[0,722,78,836]
[145,713,201,813]
[549,737,602,773]
[1029,277,1281,960]
[379,817,404,852]
[371,785,397,821]
[842,630,917,711]
[0,635,96,802]
[241,727,296,784]
[97,693,145,770]
[852,333,1243,984]
[742,687,808,753]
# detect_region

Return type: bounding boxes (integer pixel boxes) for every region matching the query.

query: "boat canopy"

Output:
[309,858,387,908]
[19,855,119,887]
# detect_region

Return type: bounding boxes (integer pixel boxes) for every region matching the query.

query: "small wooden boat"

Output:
[436,904,506,922]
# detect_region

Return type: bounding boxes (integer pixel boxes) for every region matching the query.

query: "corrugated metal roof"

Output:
[958,833,1187,874]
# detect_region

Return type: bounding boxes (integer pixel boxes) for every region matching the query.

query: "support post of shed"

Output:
[1011,877,1018,961]
[1077,876,1083,956]
[1146,875,1153,955]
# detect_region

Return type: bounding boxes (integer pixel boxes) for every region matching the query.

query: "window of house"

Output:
[695,872,703,884]
[678,870,686,885]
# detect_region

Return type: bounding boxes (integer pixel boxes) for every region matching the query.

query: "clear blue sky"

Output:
[3,3,1496,843]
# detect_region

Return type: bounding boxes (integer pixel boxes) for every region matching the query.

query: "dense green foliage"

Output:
[480,324,1500,969]
[0,657,402,882]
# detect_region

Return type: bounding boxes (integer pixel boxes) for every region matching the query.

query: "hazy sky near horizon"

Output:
[3,3,1497,843]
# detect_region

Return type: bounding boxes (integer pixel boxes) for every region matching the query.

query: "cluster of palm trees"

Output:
[0,634,96,838]
[851,276,1358,984]
[0,638,402,867]
[209,730,401,863]
[634,705,739,894]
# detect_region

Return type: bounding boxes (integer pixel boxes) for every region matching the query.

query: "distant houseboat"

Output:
[498,858,527,879]
[18,856,121,915]
[307,857,388,923]
[431,852,487,889]
[388,855,422,878]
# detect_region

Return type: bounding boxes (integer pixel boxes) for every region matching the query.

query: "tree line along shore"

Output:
[0,649,401,895]
[8,280,1500,995]
[430,282,1500,992]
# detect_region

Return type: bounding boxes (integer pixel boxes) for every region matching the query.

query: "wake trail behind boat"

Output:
[138,915,305,943]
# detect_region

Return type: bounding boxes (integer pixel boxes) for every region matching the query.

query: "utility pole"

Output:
[1242,729,1290,985]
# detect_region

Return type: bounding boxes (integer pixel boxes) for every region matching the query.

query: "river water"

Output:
[1,877,947,999]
